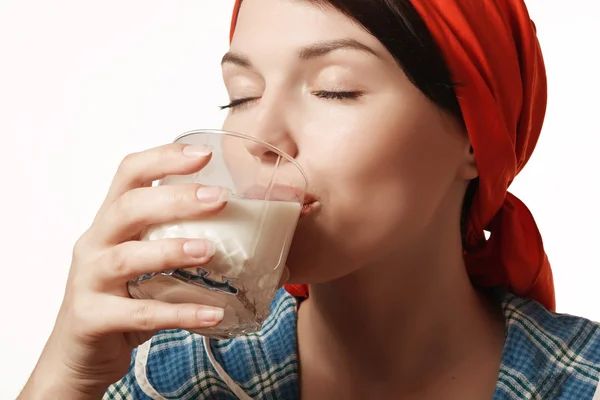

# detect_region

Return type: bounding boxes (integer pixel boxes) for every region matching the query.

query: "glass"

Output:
[127,129,307,339]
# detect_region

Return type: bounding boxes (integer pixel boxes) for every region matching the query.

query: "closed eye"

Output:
[219,97,259,110]
[312,90,364,100]
[220,90,363,110]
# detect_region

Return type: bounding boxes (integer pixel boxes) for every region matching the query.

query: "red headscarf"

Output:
[229,0,555,310]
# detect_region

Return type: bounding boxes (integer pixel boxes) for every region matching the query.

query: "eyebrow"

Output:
[221,38,378,68]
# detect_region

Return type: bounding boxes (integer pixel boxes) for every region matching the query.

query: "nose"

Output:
[242,93,298,162]
[244,135,297,163]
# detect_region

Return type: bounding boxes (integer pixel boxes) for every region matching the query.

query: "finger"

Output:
[96,297,224,333]
[98,143,213,216]
[93,183,228,244]
[91,238,216,286]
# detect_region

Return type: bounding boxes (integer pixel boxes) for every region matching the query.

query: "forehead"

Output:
[231,0,377,51]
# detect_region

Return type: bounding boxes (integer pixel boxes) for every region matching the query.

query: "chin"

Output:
[285,202,389,284]
[284,231,361,285]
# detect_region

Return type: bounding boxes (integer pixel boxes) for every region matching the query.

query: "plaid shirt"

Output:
[104,289,600,399]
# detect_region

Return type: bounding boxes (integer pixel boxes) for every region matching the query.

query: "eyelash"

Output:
[219,90,363,110]
[219,97,260,110]
[312,90,364,101]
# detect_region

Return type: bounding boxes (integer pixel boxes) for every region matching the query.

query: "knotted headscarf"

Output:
[229,0,555,310]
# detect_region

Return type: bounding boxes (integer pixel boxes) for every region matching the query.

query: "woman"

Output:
[19,0,600,399]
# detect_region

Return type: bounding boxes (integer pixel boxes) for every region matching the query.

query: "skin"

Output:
[226,1,505,399]
[19,0,505,399]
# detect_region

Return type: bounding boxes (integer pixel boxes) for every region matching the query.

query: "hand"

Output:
[20,143,228,399]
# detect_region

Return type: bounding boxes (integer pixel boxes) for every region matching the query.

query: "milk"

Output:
[128,197,301,338]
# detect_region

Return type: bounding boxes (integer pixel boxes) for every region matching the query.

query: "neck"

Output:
[296,225,505,395]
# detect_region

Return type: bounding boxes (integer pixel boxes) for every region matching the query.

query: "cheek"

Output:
[301,95,464,256]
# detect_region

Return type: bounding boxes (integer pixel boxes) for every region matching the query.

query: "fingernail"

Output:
[197,307,224,322]
[183,239,215,258]
[183,144,212,157]
[196,186,229,203]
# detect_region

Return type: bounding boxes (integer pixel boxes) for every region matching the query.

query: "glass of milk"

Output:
[127,129,307,339]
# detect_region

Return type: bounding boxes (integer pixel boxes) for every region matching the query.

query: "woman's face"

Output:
[222,0,475,284]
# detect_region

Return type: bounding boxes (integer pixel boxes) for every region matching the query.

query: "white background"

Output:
[0,1,598,398]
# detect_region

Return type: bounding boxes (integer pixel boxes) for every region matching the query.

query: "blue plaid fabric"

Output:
[104,289,600,399]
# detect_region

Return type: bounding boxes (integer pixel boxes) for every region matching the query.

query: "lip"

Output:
[300,196,321,218]
[241,184,320,217]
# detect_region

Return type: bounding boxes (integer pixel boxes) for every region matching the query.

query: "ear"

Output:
[458,143,478,181]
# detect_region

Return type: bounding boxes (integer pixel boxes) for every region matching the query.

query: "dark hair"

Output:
[308,0,478,246]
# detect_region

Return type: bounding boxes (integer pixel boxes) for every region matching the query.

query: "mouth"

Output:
[241,185,320,217]
[300,193,320,218]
